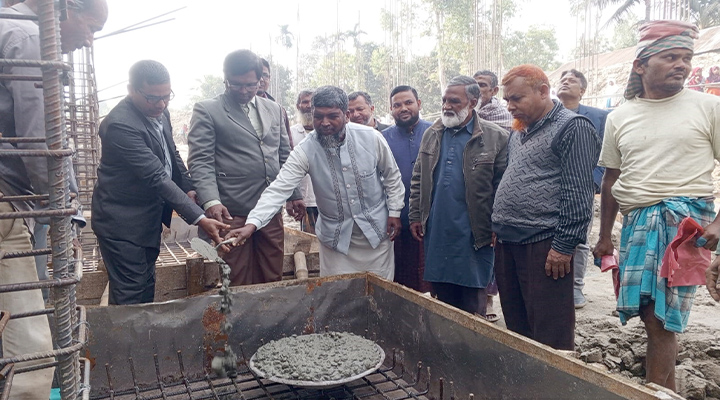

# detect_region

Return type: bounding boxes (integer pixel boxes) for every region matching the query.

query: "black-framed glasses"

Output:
[225,80,259,91]
[138,89,174,105]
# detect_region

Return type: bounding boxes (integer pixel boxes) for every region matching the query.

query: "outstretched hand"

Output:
[197,218,231,252]
[224,224,257,247]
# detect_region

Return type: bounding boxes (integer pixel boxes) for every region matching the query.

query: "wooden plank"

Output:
[76,270,108,301]
[185,257,205,296]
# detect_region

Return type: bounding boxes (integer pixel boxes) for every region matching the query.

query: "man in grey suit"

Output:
[188,49,304,286]
[92,60,228,305]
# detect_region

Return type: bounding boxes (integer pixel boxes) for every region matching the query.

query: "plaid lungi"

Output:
[617,197,715,333]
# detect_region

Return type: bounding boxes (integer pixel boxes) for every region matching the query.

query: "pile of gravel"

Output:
[252,332,382,382]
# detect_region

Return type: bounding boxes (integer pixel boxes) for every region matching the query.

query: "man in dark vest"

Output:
[492,64,600,350]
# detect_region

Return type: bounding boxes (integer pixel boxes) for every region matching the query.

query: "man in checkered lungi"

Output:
[594,20,720,390]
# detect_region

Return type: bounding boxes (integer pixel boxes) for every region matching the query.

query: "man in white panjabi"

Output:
[226,85,404,279]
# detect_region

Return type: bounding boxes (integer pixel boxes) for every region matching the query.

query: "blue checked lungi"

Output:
[617,197,716,333]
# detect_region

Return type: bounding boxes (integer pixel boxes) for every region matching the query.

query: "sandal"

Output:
[483,313,500,323]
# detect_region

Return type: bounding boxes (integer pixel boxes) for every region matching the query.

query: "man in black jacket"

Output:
[92,60,227,305]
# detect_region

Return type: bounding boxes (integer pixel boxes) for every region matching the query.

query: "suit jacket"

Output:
[187,93,299,216]
[577,104,610,192]
[92,98,204,248]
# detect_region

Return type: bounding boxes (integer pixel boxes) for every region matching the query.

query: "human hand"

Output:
[187,190,199,205]
[224,224,257,247]
[697,220,720,251]
[545,248,572,280]
[206,204,232,222]
[197,218,231,252]
[409,222,424,242]
[707,254,720,302]
[286,199,306,221]
[387,217,401,241]
[593,237,615,262]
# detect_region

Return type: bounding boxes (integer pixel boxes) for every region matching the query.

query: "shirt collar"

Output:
[527,100,562,135]
[247,96,257,109]
[479,96,499,110]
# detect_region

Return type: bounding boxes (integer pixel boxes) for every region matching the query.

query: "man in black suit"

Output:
[92,60,228,305]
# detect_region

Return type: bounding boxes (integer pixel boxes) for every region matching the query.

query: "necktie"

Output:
[241,103,250,116]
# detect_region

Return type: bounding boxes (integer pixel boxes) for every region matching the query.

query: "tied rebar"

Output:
[37,0,77,397]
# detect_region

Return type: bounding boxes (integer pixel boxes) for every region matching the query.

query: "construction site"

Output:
[2,0,720,399]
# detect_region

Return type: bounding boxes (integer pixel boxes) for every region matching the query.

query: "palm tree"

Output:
[595,0,653,25]
[690,0,720,28]
[277,25,294,49]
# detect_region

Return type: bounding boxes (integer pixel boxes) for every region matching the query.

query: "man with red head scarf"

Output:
[594,20,720,390]
[492,65,600,350]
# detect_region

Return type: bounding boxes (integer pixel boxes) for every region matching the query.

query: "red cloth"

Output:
[600,251,620,298]
[660,217,711,287]
[638,20,699,44]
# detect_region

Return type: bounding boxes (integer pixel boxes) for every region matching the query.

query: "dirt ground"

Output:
[489,199,720,400]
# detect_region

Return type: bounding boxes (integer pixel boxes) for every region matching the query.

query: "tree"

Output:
[593,0,651,25]
[611,17,639,50]
[503,26,561,71]
[690,0,720,28]
[277,24,294,49]
[190,75,224,104]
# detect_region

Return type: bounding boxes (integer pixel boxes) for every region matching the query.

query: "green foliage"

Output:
[190,75,224,105]
[691,0,720,28]
[503,25,561,71]
[611,17,639,50]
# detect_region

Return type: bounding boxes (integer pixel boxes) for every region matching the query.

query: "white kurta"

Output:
[319,222,395,280]
[246,127,404,280]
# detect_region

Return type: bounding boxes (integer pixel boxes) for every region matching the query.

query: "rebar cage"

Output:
[0,0,87,398]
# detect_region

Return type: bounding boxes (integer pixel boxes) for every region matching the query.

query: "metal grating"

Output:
[91,349,448,400]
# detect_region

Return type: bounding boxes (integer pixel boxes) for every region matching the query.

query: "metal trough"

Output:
[85,273,673,399]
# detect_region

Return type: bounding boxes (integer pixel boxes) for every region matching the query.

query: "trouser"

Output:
[393,228,431,293]
[221,213,284,286]
[572,212,594,293]
[32,223,50,301]
[494,237,575,350]
[301,207,318,234]
[432,282,488,316]
[97,235,160,305]
[0,203,54,400]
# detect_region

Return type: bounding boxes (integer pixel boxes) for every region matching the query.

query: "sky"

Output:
[93,0,632,109]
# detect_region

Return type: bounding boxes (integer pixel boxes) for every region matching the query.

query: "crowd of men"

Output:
[1,4,720,397]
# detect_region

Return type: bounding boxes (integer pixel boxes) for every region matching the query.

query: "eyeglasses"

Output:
[137,89,174,105]
[225,80,259,91]
[261,72,271,79]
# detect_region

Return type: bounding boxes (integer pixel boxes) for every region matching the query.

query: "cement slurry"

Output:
[253,332,382,382]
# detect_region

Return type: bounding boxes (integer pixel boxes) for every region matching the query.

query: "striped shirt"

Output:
[492,101,601,255]
[476,97,513,131]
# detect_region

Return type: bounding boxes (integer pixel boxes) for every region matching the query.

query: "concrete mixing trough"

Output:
[85,273,674,399]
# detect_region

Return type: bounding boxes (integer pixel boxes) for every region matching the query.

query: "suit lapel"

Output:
[222,93,259,139]
[125,98,164,158]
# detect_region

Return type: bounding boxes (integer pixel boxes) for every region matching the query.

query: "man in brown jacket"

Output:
[409,75,509,316]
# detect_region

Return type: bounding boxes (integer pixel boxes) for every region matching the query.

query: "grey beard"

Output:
[441,107,470,128]
[299,112,313,127]
[317,127,346,149]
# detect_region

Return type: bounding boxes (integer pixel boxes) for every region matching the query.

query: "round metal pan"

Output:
[248,343,385,389]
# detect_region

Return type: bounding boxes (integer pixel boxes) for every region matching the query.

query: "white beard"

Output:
[299,112,313,127]
[441,107,470,128]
